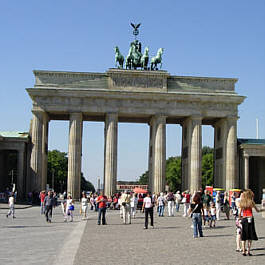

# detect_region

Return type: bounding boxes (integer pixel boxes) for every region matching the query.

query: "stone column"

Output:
[244,155,249,189]
[190,116,202,193]
[148,122,153,192]
[17,149,25,198]
[41,113,49,191]
[30,111,44,192]
[0,151,4,190]
[67,113,83,200]
[104,113,118,197]
[225,117,238,190]
[181,116,202,194]
[151,115,166,193]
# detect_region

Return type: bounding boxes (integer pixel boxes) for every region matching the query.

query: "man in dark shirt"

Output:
[44,191,55,223]
[202,190,212,207]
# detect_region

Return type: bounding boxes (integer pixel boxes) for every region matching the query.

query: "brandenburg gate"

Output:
[27,69,245,199]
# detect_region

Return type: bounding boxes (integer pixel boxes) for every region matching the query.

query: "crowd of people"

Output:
[5,187,264,256]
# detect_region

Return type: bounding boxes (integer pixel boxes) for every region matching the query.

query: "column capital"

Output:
[69,112,83,119]
[105,112,118,121]
[243,153,250,158]
[32,110,50,122]
[226,115,239,122]
[150,114,167,125]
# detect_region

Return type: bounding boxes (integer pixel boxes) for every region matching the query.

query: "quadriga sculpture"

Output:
[114,46,124,69]
[151,48,164,70]
[140,47,149,70]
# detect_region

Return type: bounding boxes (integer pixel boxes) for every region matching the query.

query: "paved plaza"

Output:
[0,204,264,265]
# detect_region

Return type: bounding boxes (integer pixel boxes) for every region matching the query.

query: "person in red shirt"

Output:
[96,191,107,225]
[39,191,46,215]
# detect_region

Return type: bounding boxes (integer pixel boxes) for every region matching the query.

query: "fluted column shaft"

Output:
[104,113,118,197]
[17,149,24,198]
[244,155,249,189]
[30,111,44,192]
[148,123,153,192]
[225,117,237,190]
[190,116,202,193]
[151,115,166,193]
[41,113,49,190]
[67,113,83,200]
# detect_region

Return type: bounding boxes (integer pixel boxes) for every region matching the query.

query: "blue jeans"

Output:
[158,205,164,216]
[192,213,203,237]
[98,207,106,225]
[176,202,180,212]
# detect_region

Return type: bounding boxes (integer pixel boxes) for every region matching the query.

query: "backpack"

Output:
[167,193,174,201]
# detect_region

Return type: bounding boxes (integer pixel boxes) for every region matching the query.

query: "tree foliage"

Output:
[47,150,95,194]
[165,156,181,192]
[138,146,214,191]
[138,171,149,185]
[201,147,214,188]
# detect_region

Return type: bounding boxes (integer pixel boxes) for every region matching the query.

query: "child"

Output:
[65,195,74,222]
[235,217,242,252]
[210,202,217,227]
[203,204,210,227]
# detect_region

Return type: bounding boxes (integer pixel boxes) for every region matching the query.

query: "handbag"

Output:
[189,204,199,218]
[69,205,74,211]
[181,197,186,203]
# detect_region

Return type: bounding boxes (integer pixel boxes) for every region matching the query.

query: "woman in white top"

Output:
[142,192,154,229]
[81,193,88,219]
[130,193,138,219]
[6,193,15,218]
[65,195,74,222]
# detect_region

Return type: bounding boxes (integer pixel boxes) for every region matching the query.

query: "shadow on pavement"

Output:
[204,234,233,237]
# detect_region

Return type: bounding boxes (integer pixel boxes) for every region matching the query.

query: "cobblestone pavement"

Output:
[74,207,265,265]
[0,203,90,265]
[0,205,264,265]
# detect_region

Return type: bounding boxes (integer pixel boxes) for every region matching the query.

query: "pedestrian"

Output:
[39,190,46,215]
[203,204,210,227]
[166,192,175,217]
[215,191,221,220]
[223,192,230,220]
[202,190,212,207]
[157,192,165,217]
[120,190,131,224]
[238,190,262,256]
[175,191,181,212]
[81,193,88,220]
[182,190,191,217]
[96,191,107,225]
[130,193,138,219]
[6,192,15,218]
[143,192,154,229]
[188,192,204,238]
[118,196,123,218]
[89,195,95,211]
[235,217,242,252]
[44,191,55,223]
[65,195,74,222]
[210,202,216,227]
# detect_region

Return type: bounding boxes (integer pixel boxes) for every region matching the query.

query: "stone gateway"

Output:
[26,69,246,199]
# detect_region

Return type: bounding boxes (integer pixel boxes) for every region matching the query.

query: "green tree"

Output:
[138,146,214,191]
[81,173,95,193]
[202,150,214,188]
[202,146,214,156]
[166,156,181,192]
[138,170,149,185]
[47,150,95,194]
[47,150,68,192]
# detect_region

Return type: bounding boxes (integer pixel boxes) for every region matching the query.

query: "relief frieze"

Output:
[111,76,163,89]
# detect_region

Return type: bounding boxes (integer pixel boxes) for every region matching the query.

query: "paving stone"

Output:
[74,206,265,265]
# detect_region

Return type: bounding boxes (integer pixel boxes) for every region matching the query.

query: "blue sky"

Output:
[1,1,264,187]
